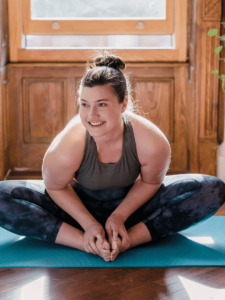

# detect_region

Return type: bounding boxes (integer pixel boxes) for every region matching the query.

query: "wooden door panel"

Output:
[6,64,189,174]
[134,79,174,142]
[7,65,83,170]
[132,66,188,173]
[23,78,66,143]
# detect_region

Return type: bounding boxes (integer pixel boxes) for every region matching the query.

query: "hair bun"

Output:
[94,52,125,71]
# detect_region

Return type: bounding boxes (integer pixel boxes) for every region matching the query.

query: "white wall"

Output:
[217,107,225,184]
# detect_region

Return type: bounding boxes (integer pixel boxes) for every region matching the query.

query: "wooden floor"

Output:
[0,267,225,299]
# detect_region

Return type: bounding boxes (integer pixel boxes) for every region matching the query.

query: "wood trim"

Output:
[175,0,188,61]
[8,0,187,62]
[17,49,182,63]
[7,62,190,68]
[8,0,22,61]
[202,0,222,21]
[0,66,7,180]
[22,0,174,35]
[199,22,221,139]
[217,0,225,145]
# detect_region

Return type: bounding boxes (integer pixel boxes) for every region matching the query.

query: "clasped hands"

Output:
[83,213,131,262]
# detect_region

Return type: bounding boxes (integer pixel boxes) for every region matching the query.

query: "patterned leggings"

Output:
[0,173,224,244]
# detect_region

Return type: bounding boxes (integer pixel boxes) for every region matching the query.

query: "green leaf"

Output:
[207,29,218,36]
[214,46,223,54]
[221,75,225,79]
[212,69,219,74]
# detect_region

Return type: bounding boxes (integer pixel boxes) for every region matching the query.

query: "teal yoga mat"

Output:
[0,216,225,267]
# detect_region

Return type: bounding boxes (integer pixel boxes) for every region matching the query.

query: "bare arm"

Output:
[111,135,171,222]
[42,125,99,231]
[111,178,162,222]
[45,184,97,231]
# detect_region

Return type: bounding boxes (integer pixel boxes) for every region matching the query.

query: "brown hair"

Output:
[76,50,139,120]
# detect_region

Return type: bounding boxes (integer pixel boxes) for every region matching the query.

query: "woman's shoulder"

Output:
[64,114,86,140]
[125,111,170,163]
[126,110,168,141]
[48,115,86,165]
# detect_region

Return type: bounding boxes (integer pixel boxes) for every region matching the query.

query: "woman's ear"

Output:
[121,96,128,113]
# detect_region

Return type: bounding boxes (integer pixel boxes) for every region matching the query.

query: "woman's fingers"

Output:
[96,233,104,244]
[85,246,91,253]
[106,227,113,239]
[85,243,97,255]
[120,231,130,252]
[113,230,118,241]
[89,240,100,255]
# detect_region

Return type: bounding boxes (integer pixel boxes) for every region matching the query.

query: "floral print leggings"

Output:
[0,173,224,244]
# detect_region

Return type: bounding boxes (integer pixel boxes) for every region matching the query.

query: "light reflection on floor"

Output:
[20,276,45,300]
[179,276,225,300]
[181,236,214,244]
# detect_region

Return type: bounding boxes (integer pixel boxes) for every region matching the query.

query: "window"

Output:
[8,0,187,62]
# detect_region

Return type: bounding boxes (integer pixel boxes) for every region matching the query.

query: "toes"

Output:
[111,249,118,256]
[102,249,111,255]
[104,257,111,262]
[103,253,111,262]
[110,253,118,261]
[96,239,110,251]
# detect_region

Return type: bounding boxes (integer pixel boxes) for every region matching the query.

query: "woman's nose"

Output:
[88,107,99,118]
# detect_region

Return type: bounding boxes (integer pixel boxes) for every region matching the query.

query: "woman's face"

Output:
[79,84,127,137]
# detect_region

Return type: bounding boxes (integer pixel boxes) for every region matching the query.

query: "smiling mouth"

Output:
[89,122,105,127]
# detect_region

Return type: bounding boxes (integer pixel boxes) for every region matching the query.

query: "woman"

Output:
[0,51,225,262]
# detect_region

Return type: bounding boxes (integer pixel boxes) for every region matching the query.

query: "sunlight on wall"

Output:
[179,276,225,300]
[217,108,225,184]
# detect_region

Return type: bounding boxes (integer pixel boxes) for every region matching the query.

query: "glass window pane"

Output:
[25,34,173,48]
[31,0,167,19]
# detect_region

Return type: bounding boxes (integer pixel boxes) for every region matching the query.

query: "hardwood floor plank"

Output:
[155,267,217,286]
[182,267,225,287]
[206,273,225,288]
[61,268,198,300]
[50,268,157,299]
[156,288,190,300]
[105,281,186,300]
[0,268,48,288]
[0,269,16,278]
[0,267,225,300]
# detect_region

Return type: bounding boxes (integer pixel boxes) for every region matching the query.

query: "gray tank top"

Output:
[75,112,141,190]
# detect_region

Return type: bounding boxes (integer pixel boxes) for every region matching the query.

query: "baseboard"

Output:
[6,170,42,180]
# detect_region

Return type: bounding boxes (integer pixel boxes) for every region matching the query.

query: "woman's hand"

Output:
[105,214,130,252]
[83,221,106,255]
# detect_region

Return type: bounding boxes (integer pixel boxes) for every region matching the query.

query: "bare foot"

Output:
[108,236,122,261]
[95,238,111,262]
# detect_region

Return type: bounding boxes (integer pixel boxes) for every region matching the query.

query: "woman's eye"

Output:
[81,103,106,107]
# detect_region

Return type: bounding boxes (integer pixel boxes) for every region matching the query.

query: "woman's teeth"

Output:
[89,122,104,126]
